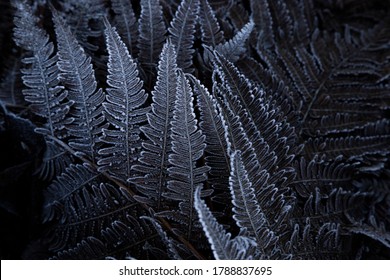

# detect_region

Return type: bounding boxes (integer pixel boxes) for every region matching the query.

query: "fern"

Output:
[57,0,107,53]
[2,0,390,260]
[168,0,199,72]
[199,0,224,47]
[43,164,100,223]
[13,0,71,137]
[228,151,281,258]
[137,0,166,84]
[48,182,140,251]
[52,8,105,163]
[111,0,138,55]
[194,186,255,260]
[97,19,148,184]
[189,74,231,202]
[215,19,254,62]
[158,70,210,242]
[131,40,179,211]
[13,0,73,179]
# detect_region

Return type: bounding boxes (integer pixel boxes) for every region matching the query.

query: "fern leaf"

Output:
[101,215,160,259]
[97,19,148,184]
[52,237,108,260]
[158,70,210,241]
[111,0,138,55]
[43,164,100,223]
[52,8,105,162]
[13,0,72,138]
[199,0,224,47]
[36,140,73,181]
[194,186,255,260]
[189,74,230,199]
[13,1,74,180]
[229,151,280,258]
[215,18,254,62]
[137,0,166,81]
[48,183,139,251]
[168,0,199,72]
[292,155,354,198]
[131,41,178,211]
[213,53,297,187]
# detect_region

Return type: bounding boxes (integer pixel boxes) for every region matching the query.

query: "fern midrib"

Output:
[183,84,195,241]
[147,0,155,65]
[157,61,174,211]
[61,202,139,227]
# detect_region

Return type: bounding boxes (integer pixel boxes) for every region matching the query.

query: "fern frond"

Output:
[48,183,139,251]
[52,236,108,260]
[97,19,148,184]
[158,70,210,241]
[101,215,160,259]
[215,18,254,62]
[199,0,224,47]
[168,0,199,72]
[111,0,138,55]
[52,8,105,163]
[213,53,297,189]
[57,0,107,53]
[291,155,355,197]
[43,164,100,223]
[137,0,166,82]
[229,151,280,258]
[13,0,72,137]
[131,41,178,211]
[189,74,230,200]
[194,186,255,260]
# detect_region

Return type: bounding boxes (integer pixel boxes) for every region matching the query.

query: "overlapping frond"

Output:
[229,151,281,258]
[13,0,72,138]
[52,8,105,163]
[190,75,230,197]
[48,182,139,251]
[3,0,390,261]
